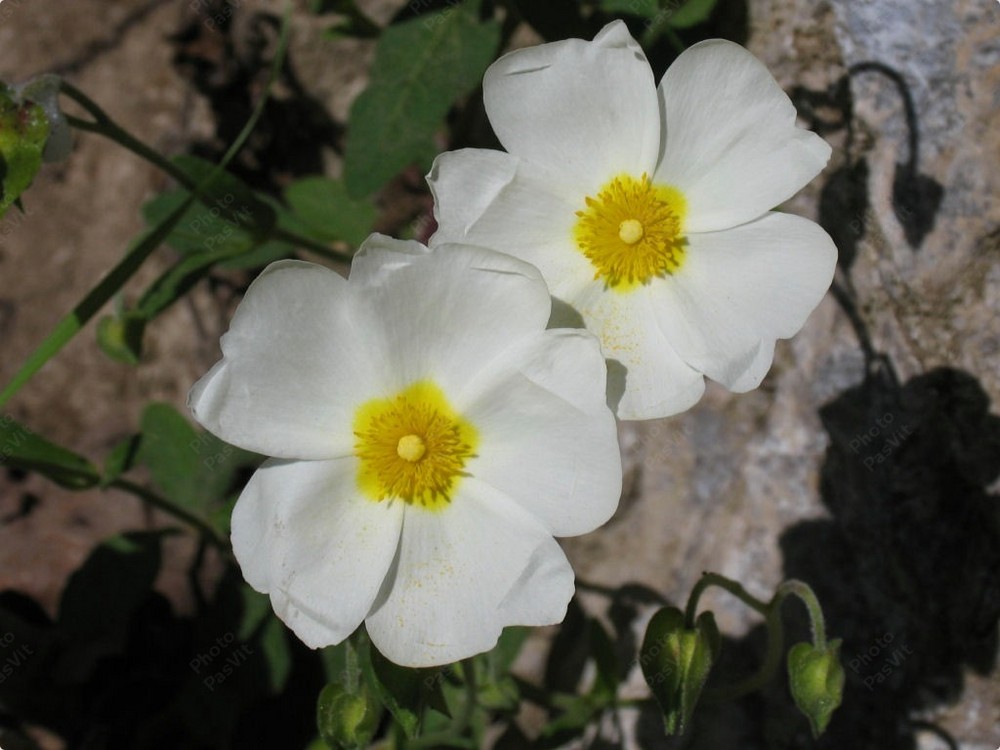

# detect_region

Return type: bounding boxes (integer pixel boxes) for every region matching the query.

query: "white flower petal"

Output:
[484,20,660,190]
[427,149,593,299]
[350,238,554,398]
[651,212,837,389]
[232,457,404,649]
[656,40,831,233]
[570,284,705,420]
[461,329,621,537]
[365,481,574,667]
[189,261,380,459]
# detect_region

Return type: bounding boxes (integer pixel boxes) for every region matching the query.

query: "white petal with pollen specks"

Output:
[231,457,404,649]
[568,282,705,419]
[651,212,837,389]
[189,261,382,459]
[655,39,831,233]
[365,480,574,668]
[484,20,660,191]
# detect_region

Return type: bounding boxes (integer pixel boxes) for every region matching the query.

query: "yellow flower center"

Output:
[353,380,477,511]
[574,173,687,291]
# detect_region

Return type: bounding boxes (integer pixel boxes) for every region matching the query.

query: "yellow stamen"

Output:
[574,173,687,291]
[353,381,476,511]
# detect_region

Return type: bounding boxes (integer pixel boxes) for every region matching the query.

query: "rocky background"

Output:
[0,0,997,748]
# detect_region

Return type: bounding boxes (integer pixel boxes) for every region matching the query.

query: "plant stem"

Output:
[110,478,227,549]
[775,580,828,648]
[684,572,769,627]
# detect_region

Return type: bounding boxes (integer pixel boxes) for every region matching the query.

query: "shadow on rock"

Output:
[777,364,1000,748]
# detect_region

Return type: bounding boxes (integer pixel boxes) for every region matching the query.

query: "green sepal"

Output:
[639,606,720,735]
[316,681,383,750]
[787,639,844,738]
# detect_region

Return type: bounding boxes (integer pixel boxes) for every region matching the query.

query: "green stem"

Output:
[684,572,769,628]
[62,86,352,266]
[343,635,360,692]
[0,11,292,409]
[110,478,227,549]
[688,574,829,704]
[775,580,828,649]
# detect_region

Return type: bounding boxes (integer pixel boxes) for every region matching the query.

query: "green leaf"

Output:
[362,642,436,738]
[0,85,50,219]
[56,531,165,680]
[787,639,845,738]
[640,607,720,736]
[284,177,377,247]
[343,0,501,197]
[260,614,293,693]
[665,0,719,28]
[141,188,260,257]
[137,402,258,518]
[0,414,100,489]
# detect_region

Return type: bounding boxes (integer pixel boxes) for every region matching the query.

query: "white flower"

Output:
[428,22,837,420]
[188,235,622,667]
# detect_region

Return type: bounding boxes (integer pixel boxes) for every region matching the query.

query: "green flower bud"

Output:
[316,681,382,750]
[787,639,845,738]
[640,606,720,735]
[0,83,50,219]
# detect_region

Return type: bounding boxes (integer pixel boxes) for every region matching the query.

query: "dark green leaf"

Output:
[343,0,500,197]
[666,0,719,28]
[260,614,293,693]
[0,85,50,219]
[0,414,99,489]
[284,177,376,247]
[599,0,659,16]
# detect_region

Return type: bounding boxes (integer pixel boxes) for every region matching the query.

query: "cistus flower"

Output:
[188,235,622,667]
[428,22,837,420]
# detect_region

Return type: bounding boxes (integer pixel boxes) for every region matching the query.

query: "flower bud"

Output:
[316,681,382,750]
[787,639,844,738]
[640,606,720,735]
